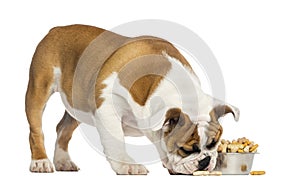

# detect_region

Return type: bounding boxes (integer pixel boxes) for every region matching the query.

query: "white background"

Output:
[1,0,299,181]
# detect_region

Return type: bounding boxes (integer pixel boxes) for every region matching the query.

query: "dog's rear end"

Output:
[26,25,104,172]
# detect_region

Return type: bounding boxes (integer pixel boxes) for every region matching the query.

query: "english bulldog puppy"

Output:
[26,24,239,174]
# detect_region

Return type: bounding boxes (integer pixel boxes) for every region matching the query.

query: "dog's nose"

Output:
[198,156,211,170]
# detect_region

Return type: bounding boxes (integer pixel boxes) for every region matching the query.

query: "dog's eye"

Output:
[178,144,201,158]
[192,143,201,153]
[169,117,178,127]
[169,117,177,123]
[206,139,217,150]
[169,116,185,127]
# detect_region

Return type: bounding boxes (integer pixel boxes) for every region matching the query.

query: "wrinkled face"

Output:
[162,106,237,174]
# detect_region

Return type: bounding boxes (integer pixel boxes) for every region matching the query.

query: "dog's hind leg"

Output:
[25,66,55,172]
[54,111,80,171]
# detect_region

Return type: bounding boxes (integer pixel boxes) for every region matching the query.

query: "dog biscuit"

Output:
[218,137,258,153]
[250,171,265,175]
[193,171,222,176]
[249,144,258,152]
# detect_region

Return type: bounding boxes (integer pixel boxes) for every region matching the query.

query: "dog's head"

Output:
[161,102,239,174]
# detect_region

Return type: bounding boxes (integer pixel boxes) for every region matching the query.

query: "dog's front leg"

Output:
[94,102,148,175]
[145,131,169,169]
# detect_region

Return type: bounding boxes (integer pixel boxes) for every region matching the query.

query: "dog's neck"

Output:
[148,53,214,130]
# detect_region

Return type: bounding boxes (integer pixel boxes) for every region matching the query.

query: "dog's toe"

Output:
[116,164,148,175]
[54,159,79,171]
[30,159,54,173]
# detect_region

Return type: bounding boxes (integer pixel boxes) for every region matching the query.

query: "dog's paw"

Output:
[30,159,54,173]
[110,161,148,175]
[54,159,79,171]
[117,164,148,175]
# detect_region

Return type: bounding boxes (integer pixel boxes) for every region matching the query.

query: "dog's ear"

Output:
[162,108,197,153]
[210,102,240,122]
[162,108,184,133]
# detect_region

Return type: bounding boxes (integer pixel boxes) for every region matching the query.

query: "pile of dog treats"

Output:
[217,137,258,153]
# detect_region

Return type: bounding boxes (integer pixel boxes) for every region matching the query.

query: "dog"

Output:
[25,24,239,174]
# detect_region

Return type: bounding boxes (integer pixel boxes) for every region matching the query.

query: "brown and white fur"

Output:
[26,24,239,174]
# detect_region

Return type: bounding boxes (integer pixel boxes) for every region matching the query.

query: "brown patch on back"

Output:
[118,55,171,106]
[95,36,193,107]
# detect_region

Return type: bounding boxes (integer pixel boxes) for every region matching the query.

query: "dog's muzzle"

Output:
[166,149,218,174]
